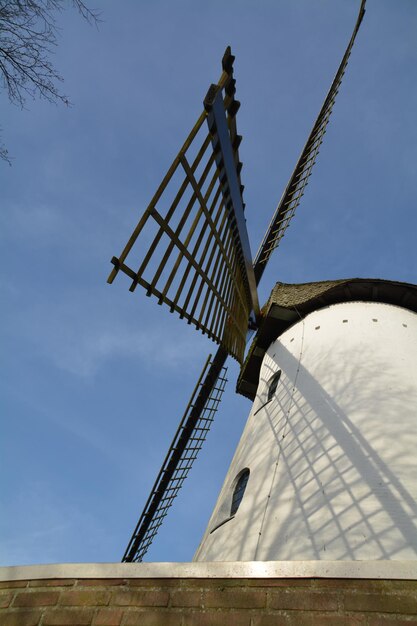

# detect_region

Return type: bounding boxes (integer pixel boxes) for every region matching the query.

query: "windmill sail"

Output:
[108,48,258,364]
[123,352,228,563]
[112,0,367,563]
[253,0,366,283]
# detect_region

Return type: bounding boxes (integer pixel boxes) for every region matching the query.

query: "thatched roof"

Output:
[237,278,417,400]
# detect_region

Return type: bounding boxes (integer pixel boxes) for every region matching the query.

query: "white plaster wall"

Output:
[194,302,417,561]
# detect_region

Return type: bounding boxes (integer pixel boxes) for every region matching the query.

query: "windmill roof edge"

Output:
[265,277,417,311]
[237,277,417,400]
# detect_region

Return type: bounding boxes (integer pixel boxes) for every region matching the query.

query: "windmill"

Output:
[107,0,417,563]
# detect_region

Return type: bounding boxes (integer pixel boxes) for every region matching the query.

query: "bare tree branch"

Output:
[0,0,99,164]
[0,126,11,164]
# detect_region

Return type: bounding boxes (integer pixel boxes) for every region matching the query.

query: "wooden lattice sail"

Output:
[108,48,259,364]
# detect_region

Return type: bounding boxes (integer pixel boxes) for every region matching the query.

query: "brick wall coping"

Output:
[1,561,416,582]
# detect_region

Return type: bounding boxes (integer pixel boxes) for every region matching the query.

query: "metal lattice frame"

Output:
[123,354,228,563]
[253,0,367,283]
[108,48,257,363]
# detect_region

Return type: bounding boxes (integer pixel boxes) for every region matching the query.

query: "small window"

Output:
[267,370,281,401]
[230,469,250,516]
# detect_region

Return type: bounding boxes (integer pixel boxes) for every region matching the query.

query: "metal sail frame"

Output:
[253,0,367,284]
[110,0,367,562]
[108,47,258,364]
[123,352,228,563]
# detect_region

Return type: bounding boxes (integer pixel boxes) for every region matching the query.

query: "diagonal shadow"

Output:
[256,339,417,560]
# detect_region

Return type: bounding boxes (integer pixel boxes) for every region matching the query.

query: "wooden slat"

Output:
[109,47,253,362]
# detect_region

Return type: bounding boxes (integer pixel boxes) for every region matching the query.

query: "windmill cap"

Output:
[237,277,417,400]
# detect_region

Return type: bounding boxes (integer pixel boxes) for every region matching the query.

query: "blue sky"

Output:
[1,0,416,565]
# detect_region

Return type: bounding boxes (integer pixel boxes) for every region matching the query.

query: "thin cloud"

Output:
[4,283,207,378]
[0,480,109,566]
[49,326,206,378]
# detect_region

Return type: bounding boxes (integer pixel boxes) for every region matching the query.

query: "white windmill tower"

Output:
[107,0,417,565]
[194,278,417,561]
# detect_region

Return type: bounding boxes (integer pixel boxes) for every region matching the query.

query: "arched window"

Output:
[230,469,250,516]
[267,370,281,401]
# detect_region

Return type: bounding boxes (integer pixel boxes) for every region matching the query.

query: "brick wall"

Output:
[1,577,417,625]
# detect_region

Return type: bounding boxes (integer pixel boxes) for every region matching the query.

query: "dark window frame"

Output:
[253,369,282,416]
[267,370,281,402]
[230,468,250,516]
